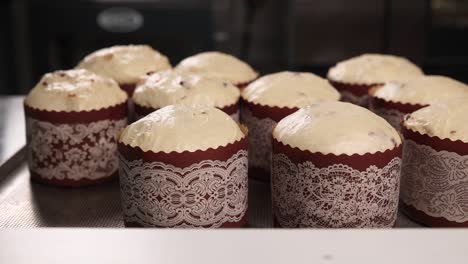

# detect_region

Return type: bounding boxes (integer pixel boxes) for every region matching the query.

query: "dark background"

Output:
[1,0,467,94]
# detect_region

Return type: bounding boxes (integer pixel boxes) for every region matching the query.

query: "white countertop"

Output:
[0,229,467,263]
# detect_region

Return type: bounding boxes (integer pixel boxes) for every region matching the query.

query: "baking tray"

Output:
[0,162,421,228]
[0,96,421,228]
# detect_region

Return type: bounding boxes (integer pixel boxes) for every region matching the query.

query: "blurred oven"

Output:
[0,0,15,94]
[425,0,468,82]
[8,0,468,93]
[291,0,426,76]
[26,0,215,91]
[291,0,468,82]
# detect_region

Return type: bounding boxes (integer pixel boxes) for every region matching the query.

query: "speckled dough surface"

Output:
[242,71,340,108]
[77,45,171,84]
[25,69,127,112]
[175,51,258,85]
[132,70,240,109]
[273,101,401,155]
[119,105,244,153]
[404,98,468,142]
[373,75,468,105]
[327,54,423,84]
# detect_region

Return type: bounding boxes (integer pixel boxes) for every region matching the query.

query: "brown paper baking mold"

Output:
[271,137,402,228]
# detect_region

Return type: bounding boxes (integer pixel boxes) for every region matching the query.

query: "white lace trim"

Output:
[340,90,369,107]
[26,117,127,180]
[371,107,404,130]
[119,149,248,228]
[241,107,276,173]
[401,140,468,223]
[272,153,401,228]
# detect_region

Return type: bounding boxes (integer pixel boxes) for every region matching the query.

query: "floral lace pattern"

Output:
[340,91,369,107]
[272,153,402,228]
[119,150,248,228]
[401,140,468,223]
[372,107,404,130]
[241,107,276,172]
[26,117,126,181]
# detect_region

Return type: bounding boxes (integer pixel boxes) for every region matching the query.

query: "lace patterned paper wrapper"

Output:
[271,138,402,228]
[328,80,380,107]
[118,136,249,228]
[369,94,425,131]
[24,102,128,187]
[240,100,298,181]
[134,102,240,122]
[400,125,468,227]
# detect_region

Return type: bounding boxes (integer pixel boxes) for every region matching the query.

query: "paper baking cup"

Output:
[118,134,249,228]
[134,102,240,122]
[118,83,137,121]
[328,80,380,107]
[271,137,402,228]
[241,100,298,181]
[400,125,468,227]
[369,92,426,131]
[24,102,128,187]
[120,83,137,96]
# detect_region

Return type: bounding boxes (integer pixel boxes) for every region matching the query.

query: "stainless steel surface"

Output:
[0,163,124,227]
[0,162,420,228]
[0,96,26,176]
